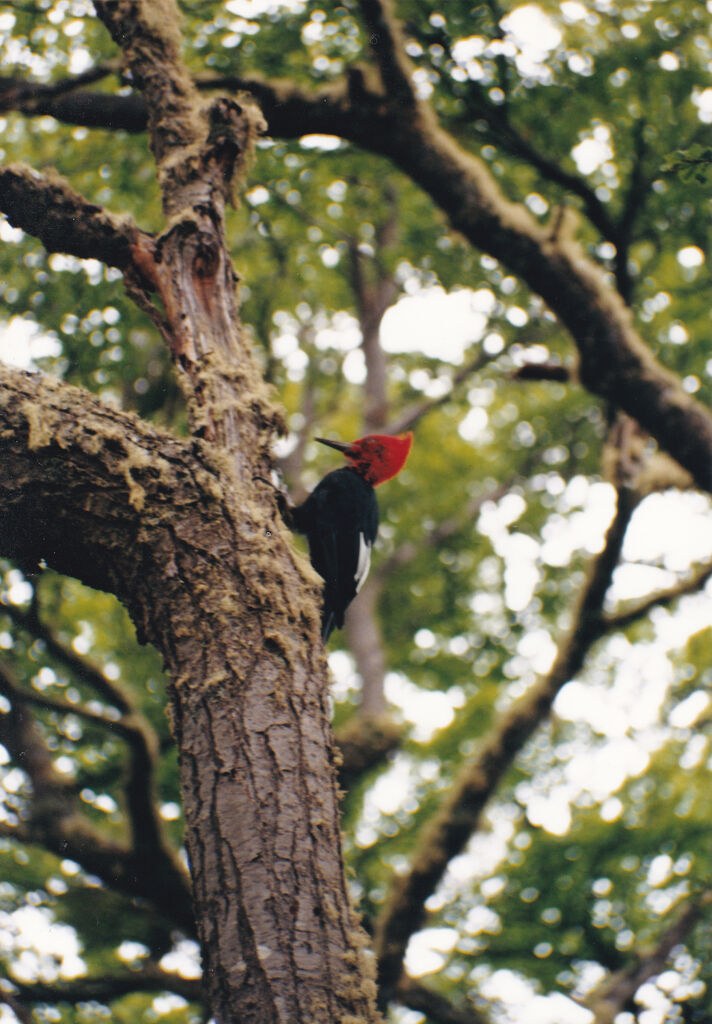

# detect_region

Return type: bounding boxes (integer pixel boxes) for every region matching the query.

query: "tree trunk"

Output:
[0,364,381,1022]
[0,1,385,1019]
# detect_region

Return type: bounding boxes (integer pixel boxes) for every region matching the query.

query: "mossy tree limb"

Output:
[0,163,146,271]
[0,357,380,1022]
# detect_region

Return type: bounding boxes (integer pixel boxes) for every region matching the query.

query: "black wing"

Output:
[292,468,378,639]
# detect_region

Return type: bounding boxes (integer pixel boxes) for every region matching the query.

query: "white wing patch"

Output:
[354,533,372,592]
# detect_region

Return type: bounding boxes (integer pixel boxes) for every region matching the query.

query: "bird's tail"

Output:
[321,609,336,642]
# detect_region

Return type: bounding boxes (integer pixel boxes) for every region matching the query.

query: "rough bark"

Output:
[0,366,380,1023]
[0,163,142,269]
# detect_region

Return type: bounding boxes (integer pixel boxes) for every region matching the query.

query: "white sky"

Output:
[380,287,497,362]
[0,315,61,368]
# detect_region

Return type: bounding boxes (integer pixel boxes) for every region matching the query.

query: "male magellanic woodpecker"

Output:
[292,433,413,640]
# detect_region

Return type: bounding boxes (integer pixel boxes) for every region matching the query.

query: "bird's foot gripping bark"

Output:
[253,474,295,528]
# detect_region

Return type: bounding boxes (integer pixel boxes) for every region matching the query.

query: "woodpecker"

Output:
[292,432,413,641]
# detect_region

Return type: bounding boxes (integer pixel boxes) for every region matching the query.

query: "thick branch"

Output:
[88,5,277,471]
[0,163,146,271]
[373,487,639,1003]
[94,2,264,215]
[0,365,185,597]
[0,70,351,137]
[93,1,203,168]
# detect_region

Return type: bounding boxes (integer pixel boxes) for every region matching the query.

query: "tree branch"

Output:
[587,893,712,1024]
[0,70,354,138]
[356,0,416,108]
[0,163,149,272]
[335,714,403,792]
[510,362,571,383]
[604,557,712,633]
[0,365,183,602]
[1,585,172,855]
[387,348,502,436]
[89,4,281,471]
[451,88,620,249]
[0,657,194,931]
[0,994,34,1024]
[373,486,639,1003]
[396,977,490,1024]
[0,63,117,113]
[1,594,133,712]
[4,963,203,1006]
[0,646,168,857]
[93,2,203,170]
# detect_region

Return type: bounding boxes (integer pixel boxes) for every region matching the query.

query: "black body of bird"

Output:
[290,432,412,641]
[291,466,378,640]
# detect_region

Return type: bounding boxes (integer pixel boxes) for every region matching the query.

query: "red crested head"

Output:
[315,432,413,486]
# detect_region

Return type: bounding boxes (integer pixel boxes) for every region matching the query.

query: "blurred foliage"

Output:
[2,1,712,1023]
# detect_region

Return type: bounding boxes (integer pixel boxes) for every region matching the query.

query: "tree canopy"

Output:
[1,1,712,1023]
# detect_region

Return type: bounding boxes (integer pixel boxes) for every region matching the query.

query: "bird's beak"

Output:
[315,437,354,454]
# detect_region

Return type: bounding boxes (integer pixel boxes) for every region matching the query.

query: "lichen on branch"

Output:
[0,163,142,269]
